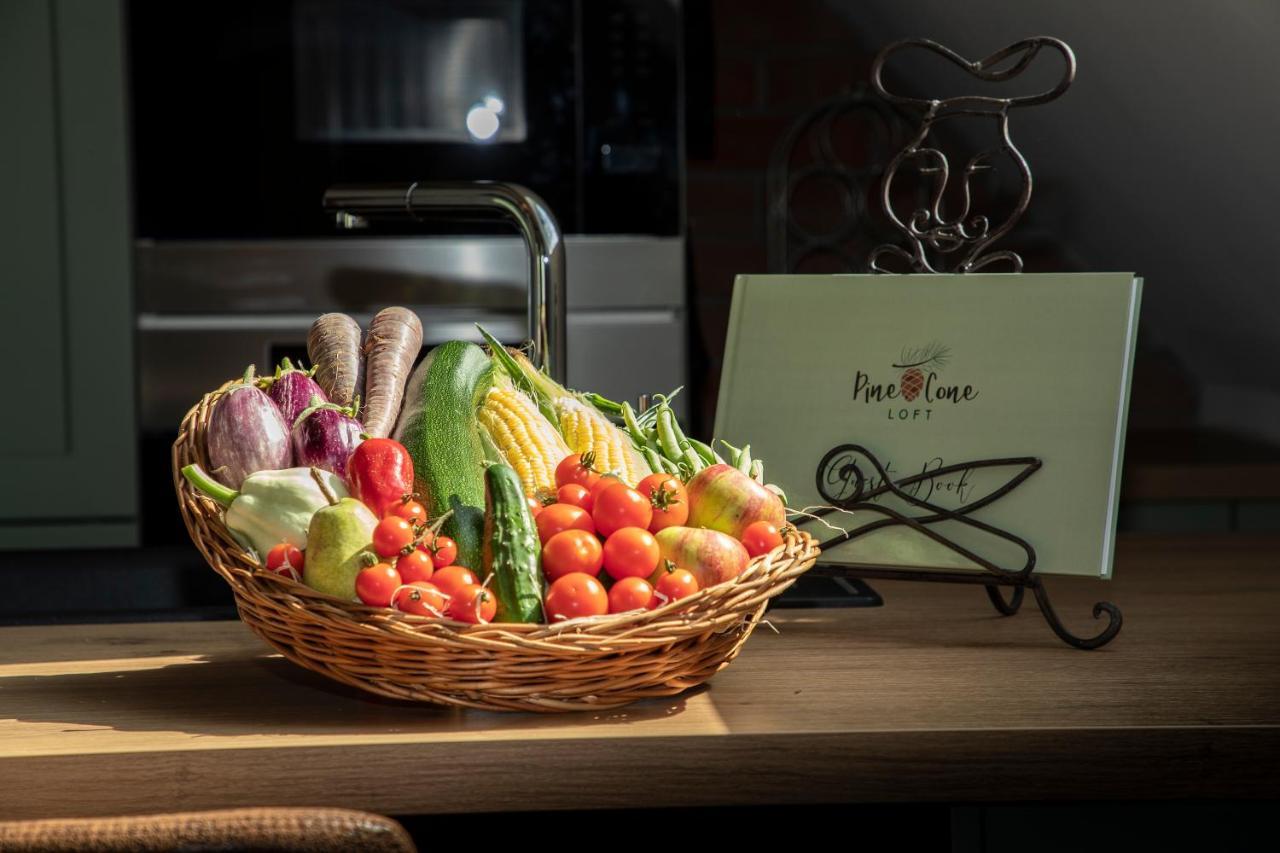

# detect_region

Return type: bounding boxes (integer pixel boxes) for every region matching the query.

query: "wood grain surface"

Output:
[1,534,1277,819]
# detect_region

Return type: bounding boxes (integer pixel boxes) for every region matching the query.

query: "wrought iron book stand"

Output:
[807,36,1123,650]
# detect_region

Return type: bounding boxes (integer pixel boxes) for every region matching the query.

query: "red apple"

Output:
[686,463,786,539]
[652,526,750,590]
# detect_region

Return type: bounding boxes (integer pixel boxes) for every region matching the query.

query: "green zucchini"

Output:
[392,341,494,574]
[482,463,545,623]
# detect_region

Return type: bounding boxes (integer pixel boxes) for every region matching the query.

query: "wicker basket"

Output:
[173,379,820,712]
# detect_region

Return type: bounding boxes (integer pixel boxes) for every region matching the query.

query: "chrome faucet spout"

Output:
[322,181,567,382]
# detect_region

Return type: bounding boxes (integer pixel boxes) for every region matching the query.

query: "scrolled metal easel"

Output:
[807,36,1122,650]
[868,36,1075,274]
[808,445,1122,650]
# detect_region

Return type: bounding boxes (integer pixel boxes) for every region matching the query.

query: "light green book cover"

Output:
[713,273,1143,578]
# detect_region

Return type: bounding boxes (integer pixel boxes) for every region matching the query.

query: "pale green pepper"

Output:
[181,464,348,560]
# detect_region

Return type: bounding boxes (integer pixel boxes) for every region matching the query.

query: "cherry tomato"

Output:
[428,535,458,569]
[542,529,604,581]
[525,496,543,518]
[555,452,600,490]
[265,543,304,581]
[652,564,699,608]
[544,572,609,621]
[588,473,622,507]
[608,577,655,613]
[535,503,597,544]
[741,520,784,557]
[393,581,449,617]
[372,516,416,558]
[636,473,689,533]
[355,563,402,607]
[431,565,478,600]
[602,527,660,581]
[390,498,427,524]
[592,484,652,539]
[447,584,498,624]
[395,548,434,584]
[557,483,592,511]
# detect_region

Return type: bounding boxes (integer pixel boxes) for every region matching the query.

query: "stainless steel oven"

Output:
[127,0,686,543]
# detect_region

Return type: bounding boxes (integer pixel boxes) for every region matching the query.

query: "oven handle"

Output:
[322,181,567,381]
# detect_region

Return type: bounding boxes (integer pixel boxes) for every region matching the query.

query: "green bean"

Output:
[656,407,683,460]
[736,444,752,474]
[641,446,664,474]
[658,455,681,475]
[689,438,718,466]
[681,447,704,473]
[621,401,646,444]
[749,459,764,482]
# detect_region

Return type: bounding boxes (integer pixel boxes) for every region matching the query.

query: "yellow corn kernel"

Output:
[479,386,569,497]
[555,399,651,486]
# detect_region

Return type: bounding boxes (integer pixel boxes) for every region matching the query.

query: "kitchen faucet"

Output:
[323,181,567,382]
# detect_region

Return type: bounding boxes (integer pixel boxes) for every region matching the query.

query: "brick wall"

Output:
[686,0,875,432]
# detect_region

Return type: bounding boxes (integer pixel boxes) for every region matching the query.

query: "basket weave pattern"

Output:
[173,380,819,712]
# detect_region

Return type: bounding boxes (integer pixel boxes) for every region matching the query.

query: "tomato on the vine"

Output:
[390,498,427,524]
[557,483,592,511]
[431,565,477,600]
[635,473,689,532]
[393,581,448,617]
[545,573,609,621]
[608,577,655,613]
[555,453,600,490]
[428,535,458,568]
[740,521,784,557]
[651,564,699,607]
[355,563,401,607]
[535,503,596,544]
[265,543,304,581]
[447,584,497,624]
[602,527,660,581]
[592,484,652,539]
[542,529,604,580]
[372,516,416,558]
[395,548,434,584]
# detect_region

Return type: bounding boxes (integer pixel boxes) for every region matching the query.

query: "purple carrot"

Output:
[264,357,328,427]
[291,395,364,479]
[206,366,292,488]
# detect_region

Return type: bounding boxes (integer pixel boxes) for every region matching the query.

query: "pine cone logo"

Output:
[893,343,950,402]
[900,368,925,401]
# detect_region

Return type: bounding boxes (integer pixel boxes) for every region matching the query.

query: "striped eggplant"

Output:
[206,366,292,489]
[264,357,328,427]
[291,395,364,480]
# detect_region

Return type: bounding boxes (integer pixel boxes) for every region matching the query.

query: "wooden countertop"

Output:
[2,534,1278,820]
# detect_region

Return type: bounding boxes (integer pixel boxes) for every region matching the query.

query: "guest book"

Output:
[714,273,1143,577]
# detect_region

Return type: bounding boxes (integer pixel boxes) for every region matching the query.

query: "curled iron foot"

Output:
[1029,578,1123,650]
[985,584,1025,616]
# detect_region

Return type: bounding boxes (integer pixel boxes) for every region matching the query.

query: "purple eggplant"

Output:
[206,366,292,488]
[264,357,328,427]
[291,394,364,479]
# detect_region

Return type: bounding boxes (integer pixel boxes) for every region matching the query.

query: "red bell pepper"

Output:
[347,437,415,518]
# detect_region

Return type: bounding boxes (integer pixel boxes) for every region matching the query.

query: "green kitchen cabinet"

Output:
[0,0,137,547]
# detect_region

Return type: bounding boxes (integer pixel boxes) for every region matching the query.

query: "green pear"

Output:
[302,497,379,601]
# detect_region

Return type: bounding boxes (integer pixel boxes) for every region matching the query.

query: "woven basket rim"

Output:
[173,378,819,651]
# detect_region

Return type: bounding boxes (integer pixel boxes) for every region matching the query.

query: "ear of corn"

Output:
[476,376,571,499]
[557,396,652,485]
[477,326,652,486]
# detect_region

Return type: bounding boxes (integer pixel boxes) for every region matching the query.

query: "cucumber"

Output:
[482,463,545,623]
[393,341,494,574]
